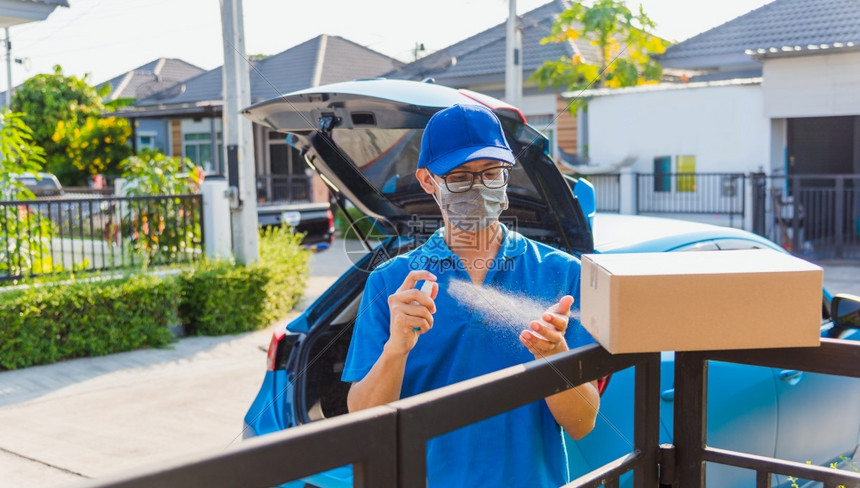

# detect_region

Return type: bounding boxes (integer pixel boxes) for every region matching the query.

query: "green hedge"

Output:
[0,275,178,370]
[177,224,310,336]
[0,225,311,370]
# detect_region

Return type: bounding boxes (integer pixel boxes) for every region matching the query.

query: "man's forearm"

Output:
[346,346,410,412]
[545,381,600,440]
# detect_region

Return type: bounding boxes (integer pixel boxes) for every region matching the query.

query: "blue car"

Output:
[241,79,860,487]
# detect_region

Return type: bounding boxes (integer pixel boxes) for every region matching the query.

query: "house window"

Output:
[676,155,696,192]
[183,132,221,172]
[653,156,671,192]
[527,114,555,156]
[137,132,156,150]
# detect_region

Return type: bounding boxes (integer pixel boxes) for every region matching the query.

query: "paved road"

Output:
[0,240,856,487]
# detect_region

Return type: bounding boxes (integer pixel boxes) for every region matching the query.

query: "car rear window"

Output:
[331,127,542,200]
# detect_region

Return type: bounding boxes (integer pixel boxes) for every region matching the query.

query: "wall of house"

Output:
[134,119,168,154]
[179,118,223,173]
[762,51,860,118]
[586,83,769,174]
[517,93,568,161]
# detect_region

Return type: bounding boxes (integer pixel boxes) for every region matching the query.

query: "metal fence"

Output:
[71,344,663,488]
[0,194,203,282]
[584,173,622,213]
[580,172,860,260]
[636,172,746,216]
[256,174,311,203]
[753,174,860,261]
[70,339,860,488]
[673,339,860,487]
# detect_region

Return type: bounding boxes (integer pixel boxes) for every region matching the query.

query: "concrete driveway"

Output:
[0,240,359,488]
[0,238,856,487]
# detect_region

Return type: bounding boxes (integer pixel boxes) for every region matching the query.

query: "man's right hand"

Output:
[385,270,437,356]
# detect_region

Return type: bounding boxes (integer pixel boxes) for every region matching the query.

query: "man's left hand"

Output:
[519,295,573,358]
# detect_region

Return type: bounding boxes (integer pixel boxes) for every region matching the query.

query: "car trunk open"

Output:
[242,79,595,425]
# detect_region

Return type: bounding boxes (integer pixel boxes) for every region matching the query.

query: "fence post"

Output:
[835,176,845,259]
[202,176,233,260]
[620,169,636,215]
[750,173,767,236]
[673,352,707,487]
[791,176,801,254]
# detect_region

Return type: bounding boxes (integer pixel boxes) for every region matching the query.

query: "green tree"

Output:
[10,65,131,185]
[531,0,668,105]
[0,110,55,279]
[53,115,132,178]
[0,110,46,199]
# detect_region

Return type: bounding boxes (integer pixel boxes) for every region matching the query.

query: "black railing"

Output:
[70,339,860,488]
[636,173,746,216]
[0,194,203,282]
[752,174,860,260]
[575,172,859,260]
[71,344,663,488]
[673,339,860,488]
[256,174,311,203]
[585,173,622,213]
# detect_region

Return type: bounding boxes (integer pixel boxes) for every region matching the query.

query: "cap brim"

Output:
[428,145,516,175]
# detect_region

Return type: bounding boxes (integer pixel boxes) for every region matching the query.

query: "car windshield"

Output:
[330,127,541,200]
[16,177,58,189]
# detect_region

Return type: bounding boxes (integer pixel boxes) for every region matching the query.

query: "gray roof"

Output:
[135,35,402,108]
[97,58,205,101]
[386,0,601,86]
[25,0,69,5]
[658,0,860,71]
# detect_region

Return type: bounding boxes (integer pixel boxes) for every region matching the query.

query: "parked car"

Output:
[240,79,860,488]
[8,172,63,197]
[257,201,335,251]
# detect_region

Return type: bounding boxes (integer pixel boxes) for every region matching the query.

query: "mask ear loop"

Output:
[426,170,444,210]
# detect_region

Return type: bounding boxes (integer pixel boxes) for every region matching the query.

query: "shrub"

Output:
[178,261,270,336]
[259,224,310,325]
[0,274,177,370]
[0,225,310,369]
[179,225,310,336]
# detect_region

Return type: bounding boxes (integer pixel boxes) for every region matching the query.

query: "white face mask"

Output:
[430,176,509,231]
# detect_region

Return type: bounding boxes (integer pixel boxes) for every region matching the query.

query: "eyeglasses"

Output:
[432,166,510,193]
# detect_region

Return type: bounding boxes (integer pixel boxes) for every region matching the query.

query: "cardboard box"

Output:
[580,249,823,354]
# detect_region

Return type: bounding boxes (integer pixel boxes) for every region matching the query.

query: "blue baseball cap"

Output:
[417,104,515,175]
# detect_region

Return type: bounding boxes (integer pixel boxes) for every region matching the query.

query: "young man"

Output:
[341,104,599,487]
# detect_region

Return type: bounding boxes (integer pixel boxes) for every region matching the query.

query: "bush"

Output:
[178,261,270,336]
[0,225,310,370]
[0,274,177,370]
[259,224,310,324]
[179,225,310,336]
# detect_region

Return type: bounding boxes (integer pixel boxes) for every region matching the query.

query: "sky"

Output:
[1,0,774,92]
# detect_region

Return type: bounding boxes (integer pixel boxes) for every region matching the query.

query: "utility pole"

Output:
[505,0,522,107]
[220,0,258,264]
[5,28,12,106]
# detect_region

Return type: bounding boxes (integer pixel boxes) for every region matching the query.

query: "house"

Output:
[569,0,860,256]
[116,35,402,204]
[96,58,205,154]
[387,0,601,162]
[576,0,859,179]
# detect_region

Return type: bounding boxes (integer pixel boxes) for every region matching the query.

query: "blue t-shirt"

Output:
[342,224,594,487]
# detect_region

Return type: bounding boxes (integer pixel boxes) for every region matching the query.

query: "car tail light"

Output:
[597,375,611,396]
[327,208,335,233]
[266,323,288,371]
